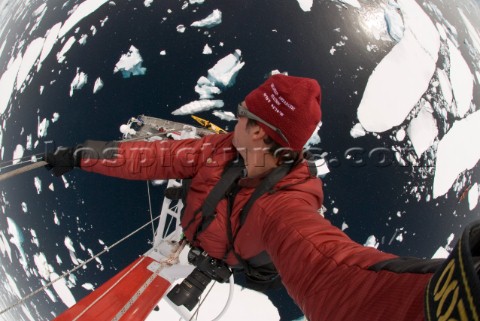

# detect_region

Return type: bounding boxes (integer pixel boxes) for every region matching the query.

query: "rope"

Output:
[0,214,161,316]
[0,153,44,168]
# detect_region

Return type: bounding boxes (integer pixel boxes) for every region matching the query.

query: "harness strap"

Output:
[196,157,244,237]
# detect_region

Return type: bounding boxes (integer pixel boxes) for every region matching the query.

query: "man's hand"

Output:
[45,147,79,177]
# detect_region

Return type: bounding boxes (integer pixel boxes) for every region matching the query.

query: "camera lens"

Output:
[166,268,212,311]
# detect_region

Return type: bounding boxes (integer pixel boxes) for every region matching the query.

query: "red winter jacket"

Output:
[79,133,434,321]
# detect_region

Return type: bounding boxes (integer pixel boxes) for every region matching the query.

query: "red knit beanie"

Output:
[245,74,322,151]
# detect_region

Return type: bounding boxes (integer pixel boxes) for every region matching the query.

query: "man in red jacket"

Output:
[46,74,479,321]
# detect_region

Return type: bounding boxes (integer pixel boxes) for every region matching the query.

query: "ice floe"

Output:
[0,54,23,115]
[207,49,244,88]
[172,100,224,115]
[191,9,222,28]
[114,45,146,78]
[70,68,88,96]
[406,103,438,157]
[12,144,25,165]
[57,36,76,64]
[297,0,313,12]
[6,217,28,272]
[59,0,109,38]
[357,0,440,133]
[468,183,479,211]
[34,177,42,194]
[93,77,104,94]
[203,44,212,55]
[447,39,474,118]
[50,272,76,307]
[213,110,236,121]
[433,110,480,198]
[16,37,45,91]
[38,117,49,137]
[384,0,404,42]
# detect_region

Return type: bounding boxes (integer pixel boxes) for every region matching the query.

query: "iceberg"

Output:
[93,77,104,93]
[114,45,146,78]
[70,68,88,96]
[213,110,236,121]
[191,9,222,28]
[12,144,25,165]
[172,100,224,115]
[195,76,221,99]
[207,49,245,88]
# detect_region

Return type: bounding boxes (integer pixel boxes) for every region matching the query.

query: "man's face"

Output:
[232,107,250,154]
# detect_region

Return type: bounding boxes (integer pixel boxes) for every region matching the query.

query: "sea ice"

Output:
[363,235,379,248]
[195,76,221,99]
[172,100,224,115]
[436,68,453,108]
[468,183,479,211]
[447,39,473,118]
[0,54,22,115]
[207,49,244,88]
[433,110,480,198]
[93,77,104,93]
[59,0,109,38]
[70,68,88,96]
[176,25,186,33]
[203,44,212,55]
[213,110,236,121]
[50,272,76,307]
[52,112,60,123]
[458,9,480,55]
[350,123,366,138]
[57,36,76,63]
[12,144,25,165]
[114,45,147,78]
[407,104,438,157]
[384,0,404,42]
[34,177,42,194]
[21,202,28,213]
[16,37,45,91]
[296,0,313,12]
[191,9,222,28]
[0,231,12,262]
[6,217,28,272]
[38,117,49,137]
[357,0,440,133]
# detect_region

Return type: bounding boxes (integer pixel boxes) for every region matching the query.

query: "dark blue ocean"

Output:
[0,0,479,320]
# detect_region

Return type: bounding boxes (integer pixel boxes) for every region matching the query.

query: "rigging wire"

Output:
[146,180,156,241]
[0,213,161,317]
[0,153,44,169]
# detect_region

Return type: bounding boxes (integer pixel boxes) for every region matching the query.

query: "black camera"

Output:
[167,247,232,311]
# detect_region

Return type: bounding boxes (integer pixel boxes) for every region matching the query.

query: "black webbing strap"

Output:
[226,163,294,276]
[198,157,245,233]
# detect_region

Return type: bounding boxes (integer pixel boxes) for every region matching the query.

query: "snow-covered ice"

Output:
[207,49,244,88]
[384,1,404,42]
[57,36,76,63]
[447,39,473,118]
[12,144,25,165]
[191,9,222,28]
[172,100,224,115]
[70,69,88,96]
[212,110,236,121]
[114,45,147,78]
[406,103,438,157]
[296,0,313,12]
[16,37,45,91]
[93,77,104,94]
[59,0,109,38]
[468,183,479,211]
[0,54,23,115]
[433,110,480,198]
[357,0,440,133]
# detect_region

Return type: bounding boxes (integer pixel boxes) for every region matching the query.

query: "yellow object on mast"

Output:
[191,115,227,134]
